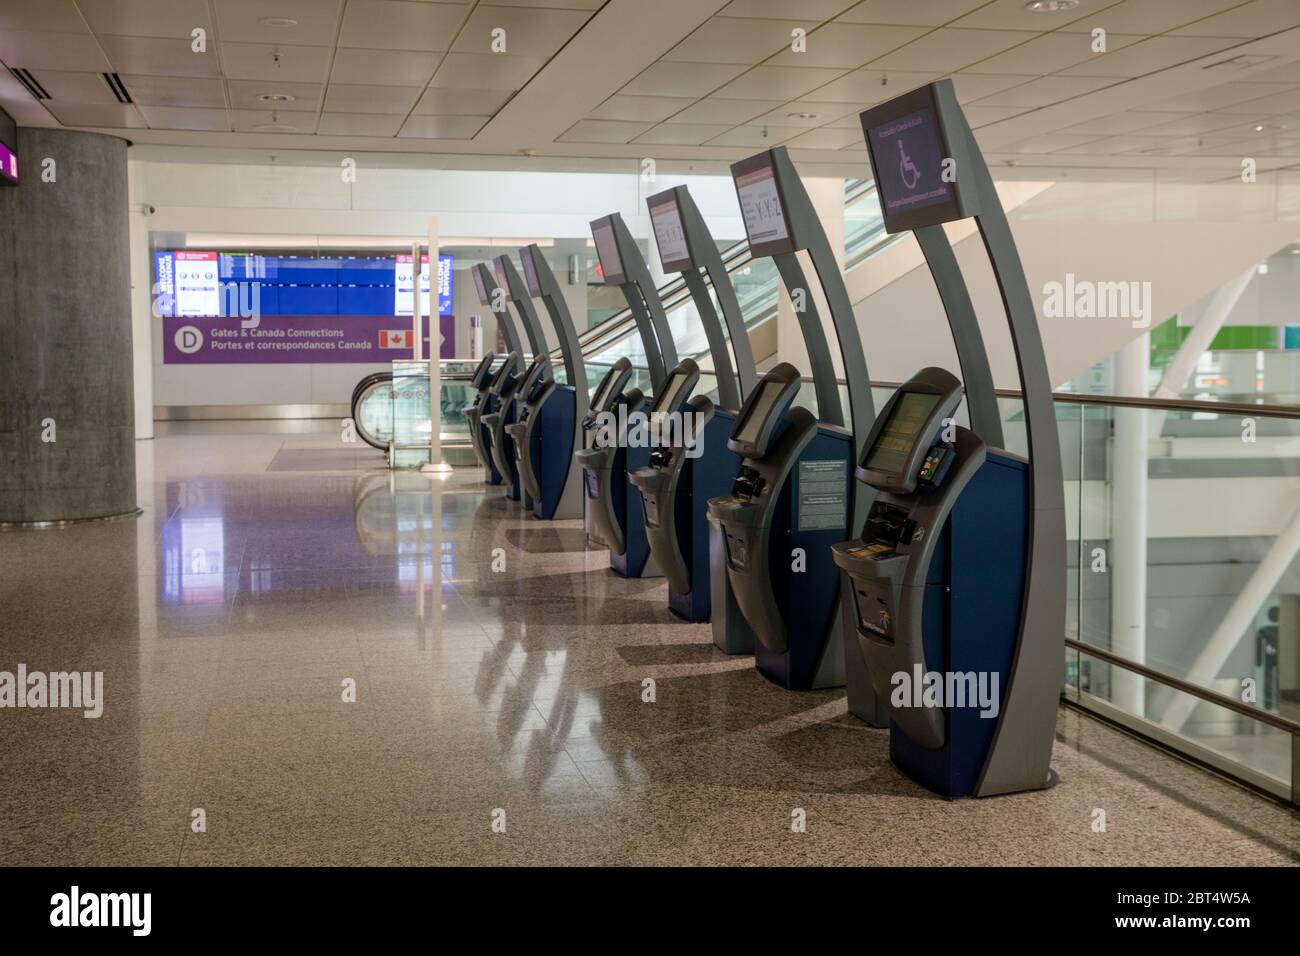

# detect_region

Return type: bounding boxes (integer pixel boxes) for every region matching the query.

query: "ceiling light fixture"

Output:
[258,93,296,103]
[258,17,299,27]
[1256,124,1266,132]
[1024,0,1079,11]
[788,112,820,120]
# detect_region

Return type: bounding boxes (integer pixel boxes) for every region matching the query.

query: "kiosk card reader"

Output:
[577,213,684,579]
[502,244,588,521]
[832,79,1065,798]
[461,353,501,479]
[707,147,878,691]
[628,185,755,632]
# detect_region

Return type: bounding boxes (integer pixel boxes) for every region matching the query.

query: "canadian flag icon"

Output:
[379,329,412,349]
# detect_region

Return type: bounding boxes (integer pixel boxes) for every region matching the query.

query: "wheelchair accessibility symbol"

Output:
[899,140,920,190]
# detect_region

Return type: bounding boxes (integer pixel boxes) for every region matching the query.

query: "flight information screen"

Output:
[521,247,542,297]
[592,220,625,284]
[734,380,783,445]
[865,391,941,475]
[735,163,789,246]
[649,197,691,270]
[866,107,953,223]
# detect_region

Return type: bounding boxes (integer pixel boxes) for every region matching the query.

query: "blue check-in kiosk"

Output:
[628,185,757,634]
[832,80,1066,798]
[502,245,588,520]
[707,148,878,690]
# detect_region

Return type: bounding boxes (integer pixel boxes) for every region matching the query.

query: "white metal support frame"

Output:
[422,217,452,477]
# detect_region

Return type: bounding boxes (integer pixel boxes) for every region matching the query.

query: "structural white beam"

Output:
[1153,267,1256,400]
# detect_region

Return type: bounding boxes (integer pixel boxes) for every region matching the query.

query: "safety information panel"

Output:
[797,459,847,531]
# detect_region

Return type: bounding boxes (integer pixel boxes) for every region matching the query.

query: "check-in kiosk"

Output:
[461,352,501,478]
[576,213,682,578]
[472,263,530,501]
[628,185,756,632]
[502,245,588,520]
[707,147,878,691]
[576,356,645,557]
[831,79,1065,798]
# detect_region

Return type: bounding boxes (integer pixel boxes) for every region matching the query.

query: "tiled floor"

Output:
[0,422,1296,866]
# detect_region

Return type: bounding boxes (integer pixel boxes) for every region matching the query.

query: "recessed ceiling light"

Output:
[258,17,298,27]
[1255,124,1266,132]
[788,111,820,120]
[1024,0,1079,11]
[257,93,296,103]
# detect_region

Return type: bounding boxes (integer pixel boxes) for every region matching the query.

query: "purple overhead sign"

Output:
[163,315,455,364]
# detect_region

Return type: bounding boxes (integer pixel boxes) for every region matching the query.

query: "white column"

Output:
[1153,266,1255,400]
[127,159,154,440]
[423,217,450,475]
[1110,333,1149,716]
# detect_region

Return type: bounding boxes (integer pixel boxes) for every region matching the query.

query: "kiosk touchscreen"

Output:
[502,246,587,521]
[832,79,1065,799]
[706,147,877,691]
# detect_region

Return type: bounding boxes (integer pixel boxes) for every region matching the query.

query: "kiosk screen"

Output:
[864,392,941,475]
[470,354,494,388]
[733,380,784,445]
[592,220,625,284]
[649,197,691,271]
[735,163,789,247]
[591,368,619,412]
[652,371,689,414]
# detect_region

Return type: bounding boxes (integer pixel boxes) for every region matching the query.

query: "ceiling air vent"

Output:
[8,67,49,100]
[101,73,133,104]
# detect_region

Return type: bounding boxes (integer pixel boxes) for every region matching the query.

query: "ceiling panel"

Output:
[1060,35,1245,77]
[339,0,467,52]
[98,35,221,76]
[220,43,330,82]
[230,109,314,132]
[227,79,323,112]
[43,101,146,127]
[31,71,120,104]
[330,48,438,87]
[974,74,1118,107]
[1227,87,1300,115]
[430,52,545,91]
[868,28,1038,73]
[215,0,344,47]
[451,5,591,59]
[951,0,1104,31]
[414,87,512,116]
[713,65,848,100]
[1054,110,1192,135]
[1140,111,1258,135]
[834,0,988,28]
[1145,81,1296,112]
[784,126,862,149]
[752,100,860,126]
[947,71,1033,101]
[0,0,90,33]
[620,61,748,98]
[964,32,1143,75]
[719,0,856,19]
[810,69,939,103]
[586,94,696,123]
[556,119,655,143]
[1001,133,1108,153]
[122,74,226,108]
[667,96,785,124]
[139,105,231,130]
[398,114,490,139]
[317,112,405,137]
[663,17,803,65]
[704,124,799,147]
[766,23,927,69]
[959,104,1027,125]
[0,31,112,71]
[632,122,734,145]
[1057,0,1249,35]
[78,0,212,40]
[324,83,420,114]
[1170,0,1300,38]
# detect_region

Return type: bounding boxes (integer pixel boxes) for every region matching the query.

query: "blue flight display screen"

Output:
[867,108,952,221]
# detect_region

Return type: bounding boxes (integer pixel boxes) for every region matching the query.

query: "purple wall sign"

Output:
[163,315,455,364]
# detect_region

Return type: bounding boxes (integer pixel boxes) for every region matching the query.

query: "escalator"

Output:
[352,372,396,451]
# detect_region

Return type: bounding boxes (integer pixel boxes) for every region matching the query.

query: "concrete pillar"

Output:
[0,128,137,523]
[127,158,154,440]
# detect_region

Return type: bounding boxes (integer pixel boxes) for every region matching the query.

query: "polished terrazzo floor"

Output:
[1,422,1296,866]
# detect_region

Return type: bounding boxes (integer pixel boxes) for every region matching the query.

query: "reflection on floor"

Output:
[0,421,1296,866]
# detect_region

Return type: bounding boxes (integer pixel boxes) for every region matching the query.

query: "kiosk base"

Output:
[528,386,580,520]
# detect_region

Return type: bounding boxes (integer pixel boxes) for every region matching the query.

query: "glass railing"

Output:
[352,360,479,464]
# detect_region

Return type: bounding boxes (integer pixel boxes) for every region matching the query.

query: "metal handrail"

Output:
[1066,638,1300,735]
